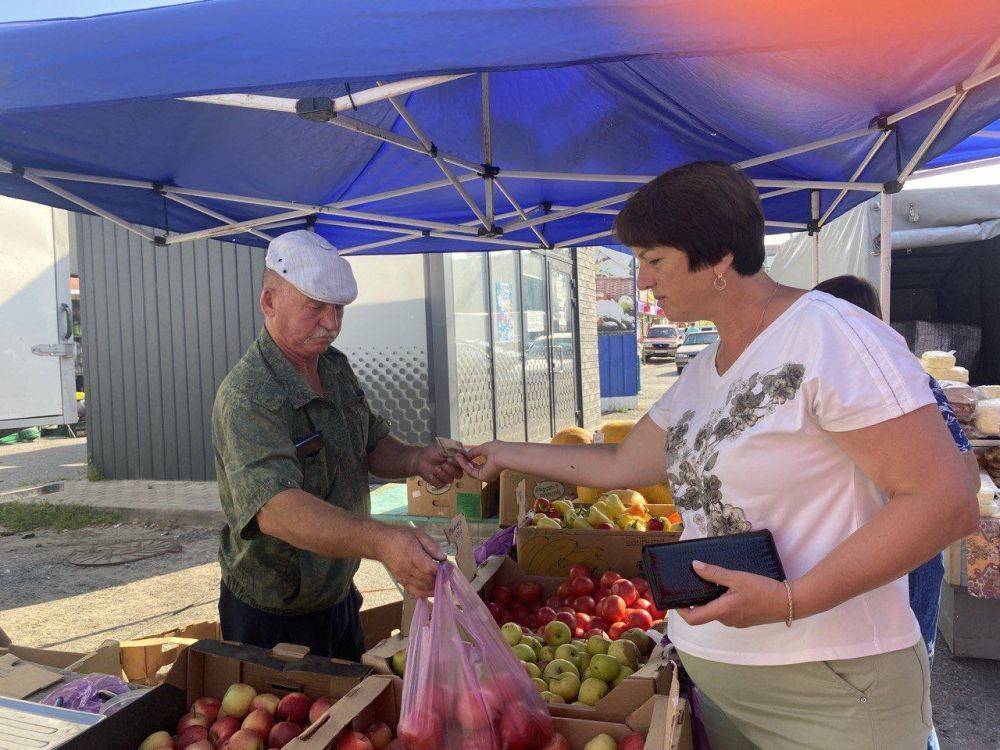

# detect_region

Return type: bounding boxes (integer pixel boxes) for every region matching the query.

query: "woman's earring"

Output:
[713,274,727,291]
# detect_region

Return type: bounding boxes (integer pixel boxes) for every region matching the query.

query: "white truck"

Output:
[0,196,78,431]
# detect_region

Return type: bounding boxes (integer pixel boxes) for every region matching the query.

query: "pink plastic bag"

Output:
[398,562,553,750]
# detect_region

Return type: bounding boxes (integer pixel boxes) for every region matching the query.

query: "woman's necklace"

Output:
[717,282,781,372]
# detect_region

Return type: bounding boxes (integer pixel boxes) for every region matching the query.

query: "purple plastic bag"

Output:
[398,561,553,750]
[473,525,516,566]
[41,673,131,714]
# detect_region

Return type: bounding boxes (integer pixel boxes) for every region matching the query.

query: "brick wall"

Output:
[576,247,602,429]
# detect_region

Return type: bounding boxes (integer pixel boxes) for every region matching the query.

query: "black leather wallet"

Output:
[642,530,786,610]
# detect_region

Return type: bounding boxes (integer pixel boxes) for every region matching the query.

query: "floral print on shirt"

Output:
[665,363,806,536]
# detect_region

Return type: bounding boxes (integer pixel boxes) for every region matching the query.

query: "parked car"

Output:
[641,324,682,362]
[674,330,720,374]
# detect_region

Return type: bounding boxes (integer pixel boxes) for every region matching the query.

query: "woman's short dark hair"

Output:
[813,275,882,318]
[613,161,765,276]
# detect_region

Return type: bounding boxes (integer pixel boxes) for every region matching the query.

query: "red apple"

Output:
[398,710,443,750]
[541,733,571,750]
[499,608,516,625]
[210,716,241,745]
[568,564,591,579]
[544,595,563,610]
[191,696,221,723]
[560,596,576,608]
[177,713,210,734]
[536,606,557,626]
[138,730,173,750]
[335,730,374,750]
[575,612,592,630]
[491,585,513,606]
[608,621,629,640]
[364,721,394,750]
[185,742,213,750]
[573,627,585,638]
[633,597,652,612]
[629,576,650,597]
[533,498,552,513]
[176,725,208,749]
[593,587,611,601]
[524,614,539,629]
[515,580,543,606]
[250,693,280,715]
[529,600,544,612]
[610,579,638,606]
[554,611,576,629]
[589,617,610,633]
[568,576,595,597]
[308,696,334,725]
[596,595,627,623]
[512,603,531,621]
[618,731,645,750]
[646,517,665,531]
[599,571,623,589]
[651,618,665,628]
[227,728,265,750]
[275,693,312,725]
[544,508,562,520]
[556,605,576,616]
[242,708,274,738]
[572,596,596,615]
[596,522,615,529]
[456,691,490,731]
[555,581,572,598]
[267,721,302,748]
[386,740,405,750]
[584,628,610,640]
[220,683,257,720]
[625,608,654,630]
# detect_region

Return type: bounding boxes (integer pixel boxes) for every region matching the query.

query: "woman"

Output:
[457,162,980,749]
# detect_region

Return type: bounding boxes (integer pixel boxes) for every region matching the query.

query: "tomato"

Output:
[572,596,596,615]
[624,608,653,630]
[610,579,638,606]
[595,595,627,623]
[515,581,543,606]
[568,576,596,597]
[599,571,623,589]
[568,564,592,580]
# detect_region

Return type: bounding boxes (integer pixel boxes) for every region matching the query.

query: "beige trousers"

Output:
[677,642,932,750]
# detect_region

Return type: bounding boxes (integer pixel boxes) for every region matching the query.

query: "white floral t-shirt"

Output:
[647,291,935,665]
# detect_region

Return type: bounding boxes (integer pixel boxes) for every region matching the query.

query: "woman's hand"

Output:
[454,441,506,482]
[675,561,790,628]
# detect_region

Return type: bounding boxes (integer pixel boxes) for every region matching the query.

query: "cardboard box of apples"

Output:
[363,554,673,727]
[57,639,371,750]
[280,672,689,750]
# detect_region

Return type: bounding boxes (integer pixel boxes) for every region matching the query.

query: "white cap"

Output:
[265,230,358,305]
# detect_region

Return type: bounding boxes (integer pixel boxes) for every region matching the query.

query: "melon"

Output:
[636,483,673,504]
[551,426,594,445]
[596,420,636,444]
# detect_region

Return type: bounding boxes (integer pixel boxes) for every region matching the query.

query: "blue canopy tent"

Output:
[1,0,1000,277]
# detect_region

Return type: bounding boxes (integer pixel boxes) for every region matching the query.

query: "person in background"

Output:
[459,162,980,749]
[212,230,462,660]
[813,274,980,750]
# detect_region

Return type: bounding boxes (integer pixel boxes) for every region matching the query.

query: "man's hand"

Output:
[413,445,463,487]
[674,561,789,628]
[378,527,446,598]
[455,441,505,482]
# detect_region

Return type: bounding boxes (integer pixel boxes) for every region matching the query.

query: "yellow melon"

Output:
[636,483,673,504]
[551,426,594,445]
[596,419,636,444]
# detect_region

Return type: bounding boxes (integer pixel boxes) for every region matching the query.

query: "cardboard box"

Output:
[285,672,691,750]
[508,479,680,578]
[0,641,123,700]
[500,469,576,526]
[59,639,372,749]
[407,474,499,519]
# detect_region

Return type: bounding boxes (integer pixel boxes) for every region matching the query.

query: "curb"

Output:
[0,482,65,500]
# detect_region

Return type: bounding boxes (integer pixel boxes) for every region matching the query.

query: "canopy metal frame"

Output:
[0,43,998,299]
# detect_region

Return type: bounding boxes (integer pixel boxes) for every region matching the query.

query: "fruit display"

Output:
[488,566,665,709]
[526,492,681,533]
[136,683,341,749]
[542,730,646,750]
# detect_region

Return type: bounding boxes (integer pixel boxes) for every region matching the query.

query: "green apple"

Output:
[554,643,583,671]
[540,691,566,704]
[548,671,581,702]
[608,639,640,670]
[501,622,523,647]
[543,620,572,647]
[583,733,618,750]
[538,645,556,663]
[580,652,592,670]
[620,628,654,658]
[578,677,610,706]
[391,649,406,677]
[512,643,537,662]
[582,667,591,680]
[520,635,542,658]
[586,635,612,656]
[531,677,548,693]
[612,665,635,687]
[524,662,541,679]
[543,658,580,680]
[589,653,621,682]
[572,639,587,650]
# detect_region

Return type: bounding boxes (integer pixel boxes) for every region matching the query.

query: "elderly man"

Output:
[212,230,461,660]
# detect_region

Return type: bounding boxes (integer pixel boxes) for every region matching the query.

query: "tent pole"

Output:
[820,129,892,225]
[735,126,877,170]
[554,230,615,248]
[502,191,635,233]
[494,178,550,247]
[164,208,316,244]
[165,193,273,241]
[482,73,494,225]
[879,191,892,324]
[811,191,821,285]
[759,187,801,200]
[340,229,539,255]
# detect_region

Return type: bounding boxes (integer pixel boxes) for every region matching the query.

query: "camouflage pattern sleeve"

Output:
[213,390,303,540]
